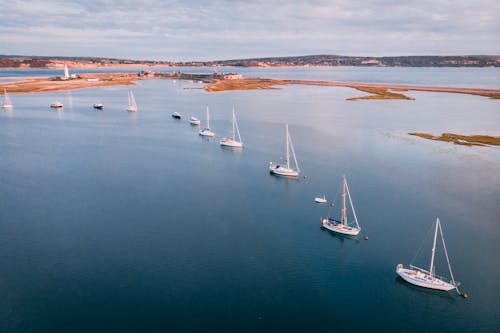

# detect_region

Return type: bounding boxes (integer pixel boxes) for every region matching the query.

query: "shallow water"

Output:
[0,68,499,332]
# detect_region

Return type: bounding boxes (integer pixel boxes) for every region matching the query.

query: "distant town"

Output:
[0,54,499,68]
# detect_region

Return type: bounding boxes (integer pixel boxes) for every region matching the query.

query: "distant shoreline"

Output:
[1,73,499,100]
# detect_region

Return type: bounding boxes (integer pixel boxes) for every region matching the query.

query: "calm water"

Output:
[0,68,499,332]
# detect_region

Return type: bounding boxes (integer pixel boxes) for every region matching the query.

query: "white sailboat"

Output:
[126,90,137,112]
[314,195,327,204]
[269,124,300,178]
[220,108,243,148]
[50,101,63,108]
[189,116,201,126]
[396,218,461,293]
[2,89,13,109]
[199,106,215,137]
[321,176,361,236]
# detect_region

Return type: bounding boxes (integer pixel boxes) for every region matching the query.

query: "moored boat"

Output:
[269,124,300,178]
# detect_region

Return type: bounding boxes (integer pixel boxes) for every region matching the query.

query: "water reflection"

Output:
[3,107,13,118]
[66,91,73,110]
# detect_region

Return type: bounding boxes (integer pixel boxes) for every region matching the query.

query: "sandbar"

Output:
[1,73,499,100]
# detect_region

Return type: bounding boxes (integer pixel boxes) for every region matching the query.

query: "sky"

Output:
[1,0,499,61]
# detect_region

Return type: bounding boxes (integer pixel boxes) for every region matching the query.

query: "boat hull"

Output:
[396,265,455,291]
[189,117,201,125]
[199,129,215,137]
[220,138,243,148]
[269,165,299,178]
[315,197,327,203]
[2,104,13,109]
[322,219,360,236]
[126,107,137,112]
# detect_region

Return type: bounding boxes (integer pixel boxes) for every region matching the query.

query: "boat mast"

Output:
[342,176,347,225]
[206,106,210,129]
[232,108,236,141]
[235,111,242,143]
[289,132,299,172]
[285,124,290,169]
[437,218,460,294]
[345,179,360,230]
[429,218,439,278]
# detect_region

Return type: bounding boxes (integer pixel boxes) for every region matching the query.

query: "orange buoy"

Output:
[364,236,369,240]
[462,293,468,299]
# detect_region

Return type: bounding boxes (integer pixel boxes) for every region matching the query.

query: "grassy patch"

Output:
[347,87,414,101]
[409,132,500,146]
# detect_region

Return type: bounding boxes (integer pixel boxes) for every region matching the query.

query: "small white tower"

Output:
[63,64,69,80]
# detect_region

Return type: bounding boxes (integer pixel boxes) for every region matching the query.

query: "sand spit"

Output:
[1,74,499,100]
[204,78,500,100]
[0,73,146,94]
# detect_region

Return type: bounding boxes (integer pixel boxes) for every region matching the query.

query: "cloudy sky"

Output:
[1,0,499,61]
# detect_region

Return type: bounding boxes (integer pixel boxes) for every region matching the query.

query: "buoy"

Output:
[462,293,468,299]
[304,175,308,179]
[364,236,369,240]
[330,203,335,207]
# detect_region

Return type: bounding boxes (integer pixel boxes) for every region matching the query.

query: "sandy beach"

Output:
[0,73,146,94]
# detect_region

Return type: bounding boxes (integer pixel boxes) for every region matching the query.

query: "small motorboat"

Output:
[189,116,201,125]
[50,101,63,108]
[172,112,182,119]
[314,196,327,204]
[93,102,103,110]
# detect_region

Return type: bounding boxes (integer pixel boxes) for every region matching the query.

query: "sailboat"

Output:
[220,108,243,148]
[314,195,327,204]
[189,116,201,126]
[50,101,63,108]
[321,176,361,236]
[396,218,461,293]
[199,106,215,137]
[2,89,13,109]
[269,124,300,177]
[126,90,137,112]
[93,101,103,110]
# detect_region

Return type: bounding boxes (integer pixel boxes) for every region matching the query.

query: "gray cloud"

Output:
[0,0,498,60]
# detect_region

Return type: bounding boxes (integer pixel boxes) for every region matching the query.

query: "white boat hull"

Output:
[269,164,299,178]
[322,218,360,236]
[396,265,455,291]
[189,117,201,125]
[199,129,215,137]
[315,197,327,203]
[127,107,137,112]
[220,138,243,148]
[2,103,13,109]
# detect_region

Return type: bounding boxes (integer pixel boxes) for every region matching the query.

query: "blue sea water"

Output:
[0,67,499,332]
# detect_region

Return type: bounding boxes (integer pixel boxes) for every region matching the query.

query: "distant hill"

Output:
[0,54,498,68]
[209,55,500,67]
